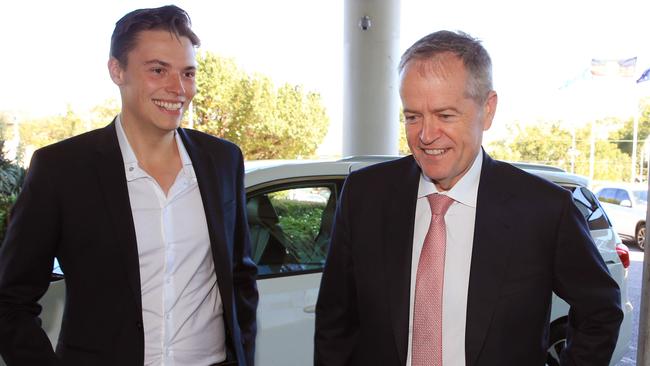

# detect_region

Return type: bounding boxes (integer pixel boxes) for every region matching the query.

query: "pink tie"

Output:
[412,194,454,366]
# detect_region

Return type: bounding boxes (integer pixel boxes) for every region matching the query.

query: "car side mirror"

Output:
[620,199,632,208]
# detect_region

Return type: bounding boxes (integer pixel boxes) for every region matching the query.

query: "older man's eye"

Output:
[404,115,418,123]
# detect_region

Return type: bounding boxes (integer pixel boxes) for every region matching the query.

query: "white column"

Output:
[343,0,401,156]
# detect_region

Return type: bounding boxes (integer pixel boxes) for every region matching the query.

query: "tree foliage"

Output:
[611,98,650,157]
[16,54,331,162]
[193,52,330,160]
[18,101,119,154]
[487,119,632,181]
[0,114,26,243]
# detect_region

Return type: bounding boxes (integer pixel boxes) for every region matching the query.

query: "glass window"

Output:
[51,258,64,281]
[614,189,630,205]
[597,188,617,204]
[247,184,337,277]
[567,186,611,231]
[633,190,647,205]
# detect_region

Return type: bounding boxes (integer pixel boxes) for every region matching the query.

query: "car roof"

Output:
[244,155,591,190]
[593,182,648,192]
[245,156,395,189]
[510,162,566,172]
[526,169,590,188]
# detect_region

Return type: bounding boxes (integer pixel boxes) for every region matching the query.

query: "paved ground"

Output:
[615,246,644,365]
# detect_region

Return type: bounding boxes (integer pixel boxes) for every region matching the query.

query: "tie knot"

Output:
[427,194,454,216]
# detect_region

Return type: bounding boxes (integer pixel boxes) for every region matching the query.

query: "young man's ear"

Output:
[108,57,124,86]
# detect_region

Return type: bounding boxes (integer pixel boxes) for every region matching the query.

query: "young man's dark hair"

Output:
[110,5,201,67]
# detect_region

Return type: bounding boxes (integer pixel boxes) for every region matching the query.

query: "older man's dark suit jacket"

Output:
[0,121,258,366]
[315,152,623,366]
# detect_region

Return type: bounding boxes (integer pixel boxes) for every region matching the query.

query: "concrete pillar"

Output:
[343,0,401,156]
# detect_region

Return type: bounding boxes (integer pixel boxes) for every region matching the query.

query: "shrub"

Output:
[0,194,18,243]
[0,122,26,244]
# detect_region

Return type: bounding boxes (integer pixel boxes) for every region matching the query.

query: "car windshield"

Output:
[633,190,647,206]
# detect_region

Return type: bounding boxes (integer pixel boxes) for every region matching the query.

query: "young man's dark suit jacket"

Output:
[0,121,258,366]
[315,152,623,366]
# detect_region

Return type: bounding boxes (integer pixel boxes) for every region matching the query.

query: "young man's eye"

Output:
[151,68,164,74]
[184,71,196,79]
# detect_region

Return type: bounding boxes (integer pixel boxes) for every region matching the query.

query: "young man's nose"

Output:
[166,73,186,95]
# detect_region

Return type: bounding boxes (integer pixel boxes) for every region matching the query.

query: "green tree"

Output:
[572,122,631,181]
[19,106,84,149]
[18,100,120,153]
[90,98,121,127]
[488,121,572,168]
[610,98,650,178]
[0,114,26,243]
[611,98,650,155]
[192,52,330,160]
[487,120,632,181]
[397,113,410,155]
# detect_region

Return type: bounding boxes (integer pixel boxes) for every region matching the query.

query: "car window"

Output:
[247,183,337,278]
[566,186,611,231]
[596,188,608,203]
[633,190,647,205]
[48,258,64,281]
[597,188,618,205]
[615,189,630,205]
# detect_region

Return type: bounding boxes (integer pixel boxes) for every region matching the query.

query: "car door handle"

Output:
[303,304,316,313]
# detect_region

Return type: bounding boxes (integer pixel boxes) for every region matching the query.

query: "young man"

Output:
[0,5,258,366]
[315,30,623,365]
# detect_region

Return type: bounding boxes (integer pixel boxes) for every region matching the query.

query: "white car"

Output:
[1,157,633,366]
[595,183,648,251]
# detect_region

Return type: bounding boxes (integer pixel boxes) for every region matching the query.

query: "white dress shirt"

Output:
[116,117,226,366]
[406,151,483,366]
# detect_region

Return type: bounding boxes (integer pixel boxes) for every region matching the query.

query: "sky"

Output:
[2,0,650,156]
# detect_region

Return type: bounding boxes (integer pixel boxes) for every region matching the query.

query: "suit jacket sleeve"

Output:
[231,148,259,366]
[553,189,623,365]
[314,174,360,365]
[0,150,61,366]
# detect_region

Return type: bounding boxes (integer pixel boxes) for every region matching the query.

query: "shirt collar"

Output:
[417,149,483,208]
[115,115,195,182]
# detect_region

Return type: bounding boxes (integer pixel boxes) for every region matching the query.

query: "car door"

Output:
[597,188,634,237]
[613,189,642,236]
[248,179,341,366]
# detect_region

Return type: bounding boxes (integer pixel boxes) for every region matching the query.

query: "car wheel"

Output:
[636,223,646,251]
[546,321,567,366]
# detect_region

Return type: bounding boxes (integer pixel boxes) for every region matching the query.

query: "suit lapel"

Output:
[384,157,421,364]
[177,130,234,324]
[94,121,142,311]
[94,125,233,326]
[465,153,515,366]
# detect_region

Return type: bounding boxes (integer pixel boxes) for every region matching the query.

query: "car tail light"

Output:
[616,243,630,269]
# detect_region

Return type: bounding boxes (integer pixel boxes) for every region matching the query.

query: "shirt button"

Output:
[128,167,134,172]
[166,313,171,320]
